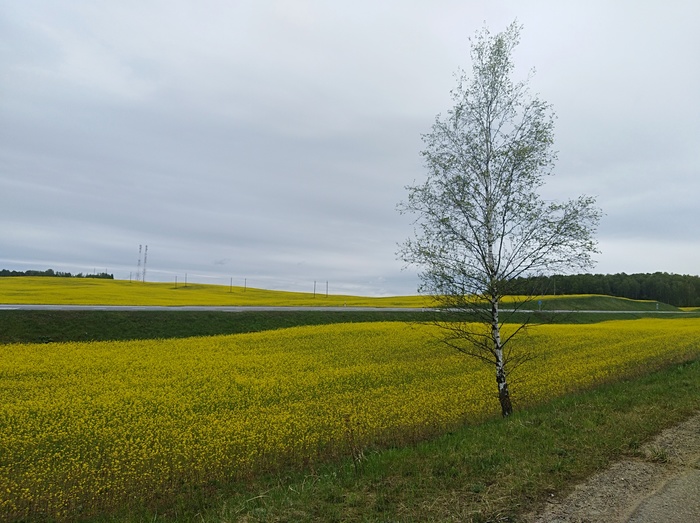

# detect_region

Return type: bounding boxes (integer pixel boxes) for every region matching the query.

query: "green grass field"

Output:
[514,293,679,311]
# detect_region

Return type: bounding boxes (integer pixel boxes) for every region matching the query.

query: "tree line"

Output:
[510,272,700,307]
[0,269,114,279]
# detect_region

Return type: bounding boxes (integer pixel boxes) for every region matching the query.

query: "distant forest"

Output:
[511,272,700,307]
[0,269,114,279]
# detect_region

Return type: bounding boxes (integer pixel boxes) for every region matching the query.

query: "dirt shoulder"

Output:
[525,412,700,523]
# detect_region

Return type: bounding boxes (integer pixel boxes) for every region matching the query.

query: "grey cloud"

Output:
[2,1,699,295]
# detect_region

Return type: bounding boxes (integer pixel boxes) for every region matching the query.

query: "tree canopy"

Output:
[0,269,114,279]
[510,272,700,307]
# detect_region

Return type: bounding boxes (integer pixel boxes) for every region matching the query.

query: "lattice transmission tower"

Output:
[136,245,142,282]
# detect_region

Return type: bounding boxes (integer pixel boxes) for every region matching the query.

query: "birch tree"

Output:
[398,22,601,417]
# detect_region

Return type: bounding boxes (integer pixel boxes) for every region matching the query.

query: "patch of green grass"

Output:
[509,294,680,311]
[97,359,700,523]
[4,308,698,344]
[0,310,435,344]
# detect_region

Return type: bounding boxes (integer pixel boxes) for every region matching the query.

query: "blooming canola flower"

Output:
[0,319,698,520]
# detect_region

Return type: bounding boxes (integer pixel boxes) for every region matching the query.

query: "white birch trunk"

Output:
[491,298,513,417]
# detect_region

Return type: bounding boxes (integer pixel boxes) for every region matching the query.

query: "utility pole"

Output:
[142,245,148,282]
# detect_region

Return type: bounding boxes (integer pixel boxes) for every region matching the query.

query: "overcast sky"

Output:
[1,1,698,295]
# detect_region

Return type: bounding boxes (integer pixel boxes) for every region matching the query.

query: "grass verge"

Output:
[97,358,700,523]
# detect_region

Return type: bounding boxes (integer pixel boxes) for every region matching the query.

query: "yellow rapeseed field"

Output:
[0,276,431,307]
[1,319,698,520]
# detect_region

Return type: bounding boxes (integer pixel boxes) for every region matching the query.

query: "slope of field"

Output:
[515,294,679,311]
[1,318,698,521]
[0,277,431,307]
[0,277,682,311]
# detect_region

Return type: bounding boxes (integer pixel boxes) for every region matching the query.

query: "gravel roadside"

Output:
[525,412,700,523]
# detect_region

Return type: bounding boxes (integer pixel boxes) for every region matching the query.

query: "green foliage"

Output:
[399,22,601,300]
[511,272,700,307]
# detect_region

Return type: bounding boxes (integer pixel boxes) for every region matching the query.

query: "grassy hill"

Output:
[0,277,683,311]
[512,294,680,312]
[0,276,430,307]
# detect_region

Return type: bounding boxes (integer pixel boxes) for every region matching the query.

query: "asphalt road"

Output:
[627,468,700,523]
[0,304,432,312]
[0,304,693,313]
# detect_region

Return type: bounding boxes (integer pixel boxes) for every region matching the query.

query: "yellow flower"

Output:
[0,319,698,520]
